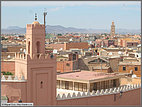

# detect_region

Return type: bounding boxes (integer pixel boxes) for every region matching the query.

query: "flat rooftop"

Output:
[57,71,122,83]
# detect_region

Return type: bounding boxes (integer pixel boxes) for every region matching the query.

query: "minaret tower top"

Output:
[110,21,115,38]
[35,13,37,21]
[26,13,45,57]
[32,13,40,25]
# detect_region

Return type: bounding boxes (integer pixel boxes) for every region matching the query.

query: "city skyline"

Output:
[2,1,141,30]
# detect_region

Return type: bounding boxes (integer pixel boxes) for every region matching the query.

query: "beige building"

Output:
[57,71,124,92]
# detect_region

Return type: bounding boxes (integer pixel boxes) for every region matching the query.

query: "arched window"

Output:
[28,41,30,54]
[36,41,40,53]
[73,54,76,60]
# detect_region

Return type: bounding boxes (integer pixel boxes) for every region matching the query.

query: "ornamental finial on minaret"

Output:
[35,13,37,21]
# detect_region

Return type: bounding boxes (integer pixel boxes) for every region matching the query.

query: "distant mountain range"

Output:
[1,25,141,34]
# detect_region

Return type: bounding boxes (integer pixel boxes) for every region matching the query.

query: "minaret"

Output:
[15,13,56,105]
[26,13,45,57]
[110,21,115,38]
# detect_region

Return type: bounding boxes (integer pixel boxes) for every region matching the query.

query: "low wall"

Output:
[1,75,27,103]
[56,85,141,106]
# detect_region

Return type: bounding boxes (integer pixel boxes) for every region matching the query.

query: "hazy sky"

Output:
[1,1,141,29]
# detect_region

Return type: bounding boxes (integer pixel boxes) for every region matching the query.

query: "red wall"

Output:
[1,61,15,74]
[1,82,27,103]
[56,88,141,106]
[46,44,65,50]
[65,42,89,50]
[57,61,73,73]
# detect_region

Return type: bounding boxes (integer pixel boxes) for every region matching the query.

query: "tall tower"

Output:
[110,21,115,38]
[26,13,45,57]
[15,14,56,105]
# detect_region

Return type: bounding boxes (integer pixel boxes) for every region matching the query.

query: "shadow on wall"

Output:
[78,58,89,70]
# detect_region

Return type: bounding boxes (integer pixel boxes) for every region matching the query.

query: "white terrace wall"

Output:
[1,75,27,103]
[56,84,141,106]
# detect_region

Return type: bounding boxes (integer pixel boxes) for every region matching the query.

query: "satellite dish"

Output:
[20,48,22,51]
[7,55,11,59]
[23,49,26,53]
[132,74,137,78]
[53,49,57,54]
[60,48,63,50]
[118,51,122,55]
[109,52,112,55]
[69,38,73,41]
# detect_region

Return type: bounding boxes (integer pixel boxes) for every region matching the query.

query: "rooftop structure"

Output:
[57,71,123,82]
[57,71,124,92]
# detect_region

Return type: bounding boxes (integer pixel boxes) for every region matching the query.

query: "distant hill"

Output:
[1,25,141,34]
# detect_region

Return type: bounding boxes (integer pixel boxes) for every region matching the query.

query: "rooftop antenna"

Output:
[43,8,49,41]
[43,8,47,27]
[43,9,47,34]
[35,13,37,21]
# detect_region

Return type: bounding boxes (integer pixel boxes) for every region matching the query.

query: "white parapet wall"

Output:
[56,84,141,100]
[1,75,27,82]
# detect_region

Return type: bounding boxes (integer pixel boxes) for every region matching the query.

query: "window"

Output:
[135,67,138,71]
[65,81,69,90]
[57,80,60,88]
[28,41,30,54]
[69,82,73,90]
[123,66,126,71]
[79,83,83,91]
[36,41,40,53]
[66,63,70,66]
[62,81,65,89]
[93,83,97,91]
[73,54,76,60]
[74,82,79,91]
[83,83,87,92]
[113,79,116,87]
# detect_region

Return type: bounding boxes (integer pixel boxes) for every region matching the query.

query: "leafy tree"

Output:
[1,71,13,75]
[57,34,62,36]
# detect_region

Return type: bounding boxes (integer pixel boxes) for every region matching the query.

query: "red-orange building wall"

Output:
[46,42,89,51]
[46,44,65,50]
[118,65,141,77]
[65,42,89,50]
[1,61,15,74]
